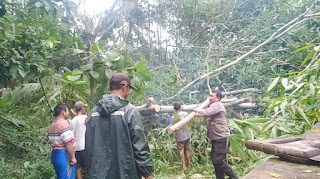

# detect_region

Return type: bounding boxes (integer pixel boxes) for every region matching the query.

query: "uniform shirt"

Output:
[71,115,87,151]
[196,101,230,140]
[48,119,75,150]
[169,111,191,142]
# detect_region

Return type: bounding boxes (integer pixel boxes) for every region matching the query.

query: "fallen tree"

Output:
[165,3,320,101]
[137,97,256,115]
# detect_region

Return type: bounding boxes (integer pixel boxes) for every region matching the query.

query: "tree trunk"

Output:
[137,97,256,115]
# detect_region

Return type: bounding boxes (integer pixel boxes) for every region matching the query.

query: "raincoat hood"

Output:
[96,94,129,117]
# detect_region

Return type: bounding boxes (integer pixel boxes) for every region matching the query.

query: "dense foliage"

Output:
[1,0,320,178]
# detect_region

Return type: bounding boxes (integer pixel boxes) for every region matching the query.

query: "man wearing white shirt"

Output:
[71,101,88,179]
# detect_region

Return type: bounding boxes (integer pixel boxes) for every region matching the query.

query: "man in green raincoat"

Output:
[85,73,153,179]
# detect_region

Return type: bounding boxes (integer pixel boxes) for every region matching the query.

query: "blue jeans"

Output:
[51,149,75,179]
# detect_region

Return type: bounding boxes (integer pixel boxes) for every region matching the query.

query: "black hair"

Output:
[53,104,68,117]
[173,103,181,111]
[76,107,83,112]
[109,83,123,91]
[213,90,223,100]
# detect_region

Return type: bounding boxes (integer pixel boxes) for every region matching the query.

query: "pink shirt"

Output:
[48,119,75,150]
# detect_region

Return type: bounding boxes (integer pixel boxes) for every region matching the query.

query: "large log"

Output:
[237,103,256,108]
[136,97,256,115]
[222,88,255,96]
[167,98,210,133]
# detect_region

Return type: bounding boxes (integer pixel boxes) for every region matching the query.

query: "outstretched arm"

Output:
[194,103,221,117]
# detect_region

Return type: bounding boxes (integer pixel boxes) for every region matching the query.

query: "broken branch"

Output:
[165,3,319,101]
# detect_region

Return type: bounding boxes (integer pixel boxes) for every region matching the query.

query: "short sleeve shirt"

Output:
[48,119,74,150]
[170,111,191,142]
[71,115,87,151]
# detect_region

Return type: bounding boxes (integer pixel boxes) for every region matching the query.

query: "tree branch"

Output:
[206,44,213,93]
[137,97,255,115]
[166,3,319,101]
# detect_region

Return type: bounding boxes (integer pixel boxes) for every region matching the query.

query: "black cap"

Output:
[109,73,136,89]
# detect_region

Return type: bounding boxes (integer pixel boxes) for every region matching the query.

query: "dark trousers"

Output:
[211,138,237,179]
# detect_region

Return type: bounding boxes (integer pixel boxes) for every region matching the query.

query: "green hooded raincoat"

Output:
[85,94,153,179]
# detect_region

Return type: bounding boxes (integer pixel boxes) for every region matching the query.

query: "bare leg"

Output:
[178,150,186,171]
[185,150,191,170]
[76,167,83,179]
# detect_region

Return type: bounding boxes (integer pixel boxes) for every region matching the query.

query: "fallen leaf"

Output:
[302,170,312,173]
[269,172,281,178]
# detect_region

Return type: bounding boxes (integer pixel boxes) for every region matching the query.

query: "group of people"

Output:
[48,72,237,179]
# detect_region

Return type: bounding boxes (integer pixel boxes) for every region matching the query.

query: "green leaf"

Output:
[294,45,315,52]
[62,72,72,81]
[263,122,275,132]
[228,119,244,135]
[134,59,152,80]
[117,41,126,51]
[267,77,280,95]
[66,75,81,81]
[91,43,103,52]
[72,69,83,75]
[290,106,296,115]
[291,99,297,105]
[291,83,305,95]
[280,101,287,117]
[74,49,84,54]
[230,56,237,62]
[271,126,278,137]
[10,66,19,78]
[89,71,99,79]
[296,107,310,126]
[243,127,252,140]
[50,38,61,44]
[74,81,87,85]
[0,92,12,112]
[82,63,93,71]
[243,122,263,133]
[24,161,30,168]
[278,126,290,133]
[229,135,248,161]
[265,102,281,112]
[105,69,115,79]
[111,56,121,62]
[1,115,27,127]
[18,67,29,78]
[301,50,315,66]
[243,118,269,123]
[281,78,288,88]
[309,83,315,95]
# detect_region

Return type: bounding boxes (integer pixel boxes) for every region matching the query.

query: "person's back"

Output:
[71,101,89,179]
[85,73,153,179]
[170,111,191,142]
[169,103,191,171]
[71,115,87,151]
